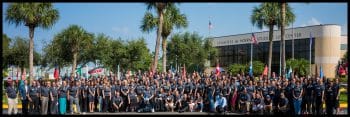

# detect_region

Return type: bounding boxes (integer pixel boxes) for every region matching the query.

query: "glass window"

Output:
[341,44,347,50]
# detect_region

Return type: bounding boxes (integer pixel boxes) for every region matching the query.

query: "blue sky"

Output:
[2,3,348,54]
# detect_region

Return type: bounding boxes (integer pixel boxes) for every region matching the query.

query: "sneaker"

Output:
[200,110,202,112]
[151,108,155,113]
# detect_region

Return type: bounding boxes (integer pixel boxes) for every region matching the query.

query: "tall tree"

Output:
[6,3,59,80]
[141,4,187,73]
[141,2,174,73]
[251,3,294,78]
[280,2,296,75]
[53,25,93,76]
[2,34,12,69]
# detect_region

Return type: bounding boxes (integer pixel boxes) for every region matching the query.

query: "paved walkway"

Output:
[3,109,347,115]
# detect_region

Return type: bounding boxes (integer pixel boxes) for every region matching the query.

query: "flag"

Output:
[262,65,268,76]
[251,33,258,45]
[248,63,253,77]
[209,20,213,29]
[216,63,220,76]
[76,67,82,77]
[54,67,59,80]
[287,66,292,79]
[319,66,324,78]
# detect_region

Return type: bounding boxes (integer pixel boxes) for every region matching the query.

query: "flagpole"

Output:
[309,32,312,76]
[292,23,294,59]
[251,26,253,72]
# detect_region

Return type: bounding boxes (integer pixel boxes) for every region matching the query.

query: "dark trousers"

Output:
[22,99,29,115]
[81,97,88,112]
[29,96,40,114]
[288,96,295,115]
[103,96,110,112]
[315,96,323,115]
[50,98,58,114]
[326,97,334,115]
[305,96,313,113]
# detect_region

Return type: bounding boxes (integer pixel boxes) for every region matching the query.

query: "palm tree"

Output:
[251,3,294,79]
[142,2,174,73]
[141,4,188,73]
[54,25,93,77]
[5,3,59,80]
[280,2,296,75]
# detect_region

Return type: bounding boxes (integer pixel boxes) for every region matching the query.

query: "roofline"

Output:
[212,24,341,39]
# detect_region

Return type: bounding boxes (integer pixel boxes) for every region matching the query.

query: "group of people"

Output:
[5,70,343,115]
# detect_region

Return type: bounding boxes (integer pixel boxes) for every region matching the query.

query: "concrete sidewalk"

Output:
[3,103,348,109]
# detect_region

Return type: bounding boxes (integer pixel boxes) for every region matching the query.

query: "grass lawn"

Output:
[339,91,347,104]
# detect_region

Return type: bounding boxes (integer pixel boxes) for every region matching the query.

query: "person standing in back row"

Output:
[50,82,59,114]
[40,81,51,115]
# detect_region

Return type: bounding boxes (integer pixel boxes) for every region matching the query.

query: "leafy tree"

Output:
[250,60,265,76]
[251,3,294,79]
[52,25,93,76]
[286,58,310,76]
[125,38,152,71]
[280,2,296,74]
[167,32,218,73]
[228,64,247,76]
[6,3,59,80]
[142,2,175,73]
[2,34,12,68]
[141,4,188,72]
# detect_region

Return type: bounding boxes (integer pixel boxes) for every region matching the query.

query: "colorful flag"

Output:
[54,67,59,80]
[209,20,213,29]
[262,65,268,76]
[251,33,258,45]
[248,63,253,77]
[319,66,324,78]
[216,63,220,76]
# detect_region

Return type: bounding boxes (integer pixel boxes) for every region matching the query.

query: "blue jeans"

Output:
[197,102,203,111]
[98,96,102,112]
[293,98,302,115]
[69,96,80,113]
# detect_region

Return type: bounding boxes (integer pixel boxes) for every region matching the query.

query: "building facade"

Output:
[213,24,347,78]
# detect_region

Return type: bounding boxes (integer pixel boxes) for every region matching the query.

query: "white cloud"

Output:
[112,26,130,35]
[301,17,321,27]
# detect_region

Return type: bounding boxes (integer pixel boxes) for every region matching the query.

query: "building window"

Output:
[341,44,347,50]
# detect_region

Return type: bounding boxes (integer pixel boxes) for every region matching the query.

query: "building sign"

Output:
[211,25,341,47]
[214,32,303,46]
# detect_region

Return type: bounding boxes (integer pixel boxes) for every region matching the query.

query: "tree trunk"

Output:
[152,10,164,73]
[281,2,286,75]
[268,25,274,79]
[72,52,78,77]
[162,36,167,73]
[28,26,35,81]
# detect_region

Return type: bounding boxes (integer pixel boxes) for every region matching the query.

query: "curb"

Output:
[3,103,348,109]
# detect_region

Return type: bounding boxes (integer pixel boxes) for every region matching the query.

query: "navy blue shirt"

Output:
[59,86,68,98]
[41,86,50,97]
[69,86,79,97]
[29,86,39,97]
[314,84,324,97]
[6,86,17,99]
[50,87,58,97]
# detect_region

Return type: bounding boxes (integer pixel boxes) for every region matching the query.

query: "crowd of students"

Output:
[5,70,342,115]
